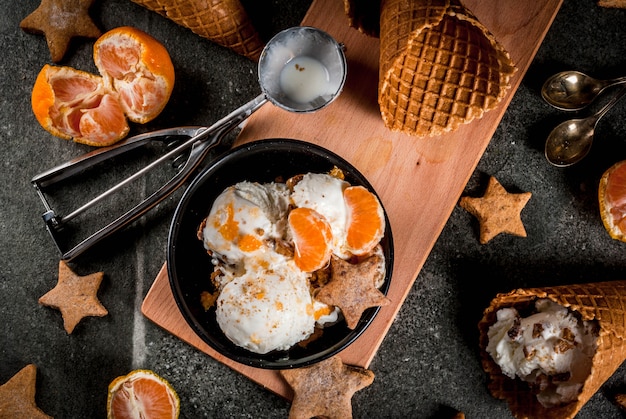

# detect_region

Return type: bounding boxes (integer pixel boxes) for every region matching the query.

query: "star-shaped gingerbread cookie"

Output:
[315,253,390,329]
[280,355,374,419]
[0,364,52,419]
[39,260,108,334]
[459,176,532,244]
[20,0,101,62]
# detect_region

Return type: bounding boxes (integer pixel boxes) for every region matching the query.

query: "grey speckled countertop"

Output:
[2,0,626,417]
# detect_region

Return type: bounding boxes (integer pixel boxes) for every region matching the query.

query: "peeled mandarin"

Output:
[599,160,626,242]
[31,26,174,147]
[107,369,179,419]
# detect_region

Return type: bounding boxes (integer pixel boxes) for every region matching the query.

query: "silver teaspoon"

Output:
[541,70,626,111]
[545,86,626,167]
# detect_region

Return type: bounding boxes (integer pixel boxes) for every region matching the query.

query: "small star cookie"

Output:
[20,0,101,62]
[315,253,390,329]
[280,355,374,419]
[39,260,108,334]
[459,176,532,244]
[0,364,52,419]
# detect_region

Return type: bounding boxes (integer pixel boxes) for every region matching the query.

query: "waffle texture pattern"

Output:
[131,0,264,60]
[378,0,515,137]
[478,280,626,418]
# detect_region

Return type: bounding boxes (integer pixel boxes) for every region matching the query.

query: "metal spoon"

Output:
[545,87,626,167]
[541,70,626,111]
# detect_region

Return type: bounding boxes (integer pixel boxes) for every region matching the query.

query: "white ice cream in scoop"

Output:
[487,299,598,407]
[215,258,315,354]
[200,181,290,267]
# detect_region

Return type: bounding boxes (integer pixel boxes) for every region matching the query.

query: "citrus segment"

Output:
[288,207,333,272]
[94,26,175,124]
[31,64,129,146]
[107,369,179,419]
[344,186,385,255]
[599,160,626,242]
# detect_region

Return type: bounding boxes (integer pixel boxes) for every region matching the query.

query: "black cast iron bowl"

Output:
[167,139,393,369]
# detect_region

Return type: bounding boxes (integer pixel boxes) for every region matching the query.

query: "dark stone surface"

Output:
[2,0,626,417]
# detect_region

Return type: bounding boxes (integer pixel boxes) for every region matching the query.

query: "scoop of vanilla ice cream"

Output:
[200,181,290,266]
[486,299,598,407]
[291,173,349,256]
[215,258,315,354]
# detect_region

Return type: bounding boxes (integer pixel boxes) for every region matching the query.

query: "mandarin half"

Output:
[107,369,179,419]
[31,26,174,147]
[599,160,626,242]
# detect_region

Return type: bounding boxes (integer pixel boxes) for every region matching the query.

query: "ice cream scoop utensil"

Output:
[544,86,626,167]
[31,26,346,261]
[541,70,626,111]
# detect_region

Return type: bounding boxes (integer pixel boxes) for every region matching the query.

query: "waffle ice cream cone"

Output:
[478,280,626,418]
[130,0,264,61]
[378,0,516,137]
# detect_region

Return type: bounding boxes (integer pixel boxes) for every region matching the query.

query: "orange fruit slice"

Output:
[31,26,174,147]
[599,160,626,242]
[107,369,180,419]
[289,207,333,272]
[344,185,385,255]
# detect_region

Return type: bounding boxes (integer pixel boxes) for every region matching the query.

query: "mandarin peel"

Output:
[599,160,626,242]
[107,369,180,419]
[31,26,174,147]
[94,26,175,124]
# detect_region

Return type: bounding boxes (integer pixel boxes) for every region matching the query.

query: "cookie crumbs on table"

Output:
[19,0,101,63]
[315,253,390,329]
[280,355,375,419]
[38,260,108,334]
[459,176,532,244]
[0,364,52,419]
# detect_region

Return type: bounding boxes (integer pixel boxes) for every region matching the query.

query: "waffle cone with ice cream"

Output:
[129,0,264,61]
[377,0,516,137]
[478,280,626,418]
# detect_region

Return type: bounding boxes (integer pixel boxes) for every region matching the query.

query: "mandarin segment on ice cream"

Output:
[291,173,349,257]
[197,171,386,354]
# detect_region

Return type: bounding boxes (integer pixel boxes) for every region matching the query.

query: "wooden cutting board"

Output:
[142,0,563,400]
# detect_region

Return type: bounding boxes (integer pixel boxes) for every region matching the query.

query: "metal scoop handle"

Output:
[33,93,268,260]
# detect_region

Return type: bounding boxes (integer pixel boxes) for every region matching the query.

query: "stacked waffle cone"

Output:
[130,0,264,61]
[344,0,516,137]
[478,280,626,418]
[378,0,516,137]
